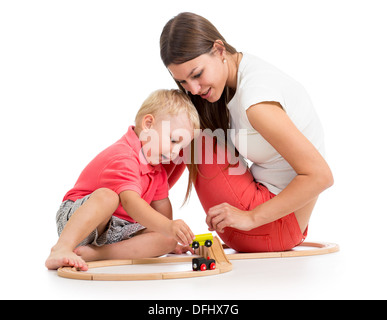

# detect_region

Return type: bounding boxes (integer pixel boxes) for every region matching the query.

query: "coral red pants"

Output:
[163,141,307,252]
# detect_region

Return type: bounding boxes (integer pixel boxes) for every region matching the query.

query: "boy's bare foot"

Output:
[45,246,88,271]
[74,245,100,262]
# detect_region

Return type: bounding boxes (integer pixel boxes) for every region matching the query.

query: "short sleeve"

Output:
[98,155,142,196]
[240,85,285,112]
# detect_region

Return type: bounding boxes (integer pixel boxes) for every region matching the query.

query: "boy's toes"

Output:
[65,258,73,267]
[79,263,89,271]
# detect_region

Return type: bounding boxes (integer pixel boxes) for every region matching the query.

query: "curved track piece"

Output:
[57,240,337,281]
[223,241,340,260]
[57,236,232,281]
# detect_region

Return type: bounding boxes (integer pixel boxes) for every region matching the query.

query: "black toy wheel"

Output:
[192,241,199,249]
[204,240,212,247]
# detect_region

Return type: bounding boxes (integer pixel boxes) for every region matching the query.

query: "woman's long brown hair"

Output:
[160,12,238,203]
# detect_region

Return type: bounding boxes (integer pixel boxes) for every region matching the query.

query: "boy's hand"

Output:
[171,243,195,255]
[168,219,195,246]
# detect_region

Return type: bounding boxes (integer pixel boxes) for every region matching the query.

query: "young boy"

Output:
[46,89,199,271]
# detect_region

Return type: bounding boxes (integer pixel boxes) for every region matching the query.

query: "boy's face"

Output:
[139,112,195,166]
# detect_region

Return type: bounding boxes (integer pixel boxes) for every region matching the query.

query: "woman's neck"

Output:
[225,52,242,90]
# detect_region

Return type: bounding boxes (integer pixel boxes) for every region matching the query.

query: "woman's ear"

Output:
[212,40,226,57]
[142,114,155,131]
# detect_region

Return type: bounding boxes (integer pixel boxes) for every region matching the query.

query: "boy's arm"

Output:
[119,190,194,245]
[151,197,195,255]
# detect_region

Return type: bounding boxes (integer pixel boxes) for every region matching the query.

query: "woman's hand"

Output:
[206,203,255,233]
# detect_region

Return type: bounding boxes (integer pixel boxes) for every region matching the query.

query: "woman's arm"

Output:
[246,102,333,225]
[207,102,333,232]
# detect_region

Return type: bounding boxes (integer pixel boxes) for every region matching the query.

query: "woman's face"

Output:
[168,52,228,103]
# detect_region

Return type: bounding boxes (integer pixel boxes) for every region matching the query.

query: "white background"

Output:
[1,0,386,300]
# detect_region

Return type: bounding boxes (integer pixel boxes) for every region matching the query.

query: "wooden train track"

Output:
[57,236,232,281]
[57,238,338,281]
[224,241,340,260]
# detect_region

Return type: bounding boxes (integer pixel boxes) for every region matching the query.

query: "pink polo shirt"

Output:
[63,126,169,223]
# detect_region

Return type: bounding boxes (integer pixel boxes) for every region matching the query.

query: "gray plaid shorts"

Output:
[56,194,145,247]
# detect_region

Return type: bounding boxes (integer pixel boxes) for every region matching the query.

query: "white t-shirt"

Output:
[227,53,325,195]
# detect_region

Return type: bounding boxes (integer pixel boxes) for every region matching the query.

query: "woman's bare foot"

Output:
[45,246,88,271]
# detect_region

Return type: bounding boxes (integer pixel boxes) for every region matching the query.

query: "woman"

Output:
[160,12,333,252]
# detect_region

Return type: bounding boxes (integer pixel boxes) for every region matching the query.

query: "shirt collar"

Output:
[124,126,162,175]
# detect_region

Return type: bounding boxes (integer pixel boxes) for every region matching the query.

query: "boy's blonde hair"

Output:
[136,89,200,205]
[135,89,200,131]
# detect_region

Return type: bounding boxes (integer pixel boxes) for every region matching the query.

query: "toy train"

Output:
[192,257,216,271]
[190,233,216,271]
[190,233,213,249]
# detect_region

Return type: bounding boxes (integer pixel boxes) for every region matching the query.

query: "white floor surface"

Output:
[2,229,386,300]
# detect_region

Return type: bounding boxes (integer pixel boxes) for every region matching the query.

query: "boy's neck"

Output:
[133,126,157,167]
[133,126,141,138]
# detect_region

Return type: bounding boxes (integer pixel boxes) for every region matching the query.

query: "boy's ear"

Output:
[142,114,155,131]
